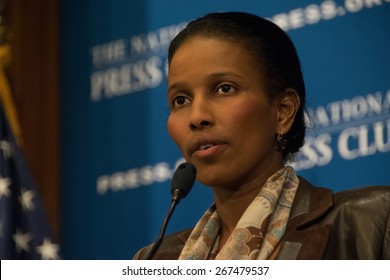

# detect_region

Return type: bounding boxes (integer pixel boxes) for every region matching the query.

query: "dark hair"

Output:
[168,12,306,162]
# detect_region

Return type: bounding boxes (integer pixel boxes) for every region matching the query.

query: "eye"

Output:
[216,84,236,95]
[172,95,190,108]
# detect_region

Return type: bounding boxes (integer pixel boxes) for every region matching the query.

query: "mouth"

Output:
[198,144,214,150]
[189,137,227,158]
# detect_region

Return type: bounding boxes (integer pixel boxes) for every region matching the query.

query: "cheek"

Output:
[167,115,183,147]
[226,99,276,140]
[166,115,175,138]
[227,99,271,126]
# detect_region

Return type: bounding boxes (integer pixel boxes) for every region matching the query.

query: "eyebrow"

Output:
[208,71,245,80]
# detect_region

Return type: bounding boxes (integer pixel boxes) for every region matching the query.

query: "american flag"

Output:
[0,104,61,259]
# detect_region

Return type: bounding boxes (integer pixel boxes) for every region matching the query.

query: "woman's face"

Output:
[167,37,284,189]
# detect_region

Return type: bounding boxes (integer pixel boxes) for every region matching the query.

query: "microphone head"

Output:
[171,162,197,203]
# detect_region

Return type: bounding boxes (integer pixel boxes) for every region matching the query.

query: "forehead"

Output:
[172,35,248,59]
[168,36,261,80]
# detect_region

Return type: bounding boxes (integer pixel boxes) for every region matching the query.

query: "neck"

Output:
[213,183,259,233]
[213,170,280,249]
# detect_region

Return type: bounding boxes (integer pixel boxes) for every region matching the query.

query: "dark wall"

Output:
[5,0,60,240]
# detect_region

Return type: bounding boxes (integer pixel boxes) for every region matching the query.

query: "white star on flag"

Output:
[0,140,12,159]
[19,188,35,211]
[0,176,11,198]
[36,238,60,260]
[1,101,61,259]
[13,229,32,253]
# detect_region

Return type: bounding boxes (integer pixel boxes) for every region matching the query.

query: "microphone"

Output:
[144,162,197,260]
[171,162,197,203]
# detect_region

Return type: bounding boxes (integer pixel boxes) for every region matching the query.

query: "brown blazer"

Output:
[134,177,390,259]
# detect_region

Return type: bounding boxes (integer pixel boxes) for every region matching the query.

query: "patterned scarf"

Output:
[179,166,299,260]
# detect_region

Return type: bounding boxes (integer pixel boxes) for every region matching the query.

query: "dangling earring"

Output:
[275,132,287,150]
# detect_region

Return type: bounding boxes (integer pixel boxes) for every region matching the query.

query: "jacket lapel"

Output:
[276,177,334,259]
[174,178,334,260]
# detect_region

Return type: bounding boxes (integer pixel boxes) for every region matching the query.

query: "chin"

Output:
[196,170,216,186]
[197,172,230,188]
[191,160,233,185]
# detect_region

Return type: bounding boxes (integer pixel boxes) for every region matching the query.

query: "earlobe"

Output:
[276,88,300,133]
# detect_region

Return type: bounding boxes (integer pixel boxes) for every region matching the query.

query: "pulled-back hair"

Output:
[168,12,306,161]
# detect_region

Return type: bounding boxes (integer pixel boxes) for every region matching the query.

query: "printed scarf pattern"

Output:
[179,166,299,260]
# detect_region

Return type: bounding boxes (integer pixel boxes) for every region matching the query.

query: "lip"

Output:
[189,136,227,159]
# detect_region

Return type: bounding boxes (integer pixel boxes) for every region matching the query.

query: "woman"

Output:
[135,12,390,260]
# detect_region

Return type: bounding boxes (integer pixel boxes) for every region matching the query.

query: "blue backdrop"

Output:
[59,0,390,259]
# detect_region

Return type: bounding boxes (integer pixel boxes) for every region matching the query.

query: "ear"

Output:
[274,88,300,134]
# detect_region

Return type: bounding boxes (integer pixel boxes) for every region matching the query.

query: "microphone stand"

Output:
[143,162,196,260]
[144,200,177,260]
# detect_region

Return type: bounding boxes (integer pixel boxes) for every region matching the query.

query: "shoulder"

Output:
[324,185,390,259]
[295,177,390,259]
[296,177,390,217]
[330,185,390,227]
[133,228,192,260]
[327,185,390,225]
[334,185,390,207]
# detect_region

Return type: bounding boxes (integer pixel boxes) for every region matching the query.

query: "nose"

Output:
[189,96,214,130]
